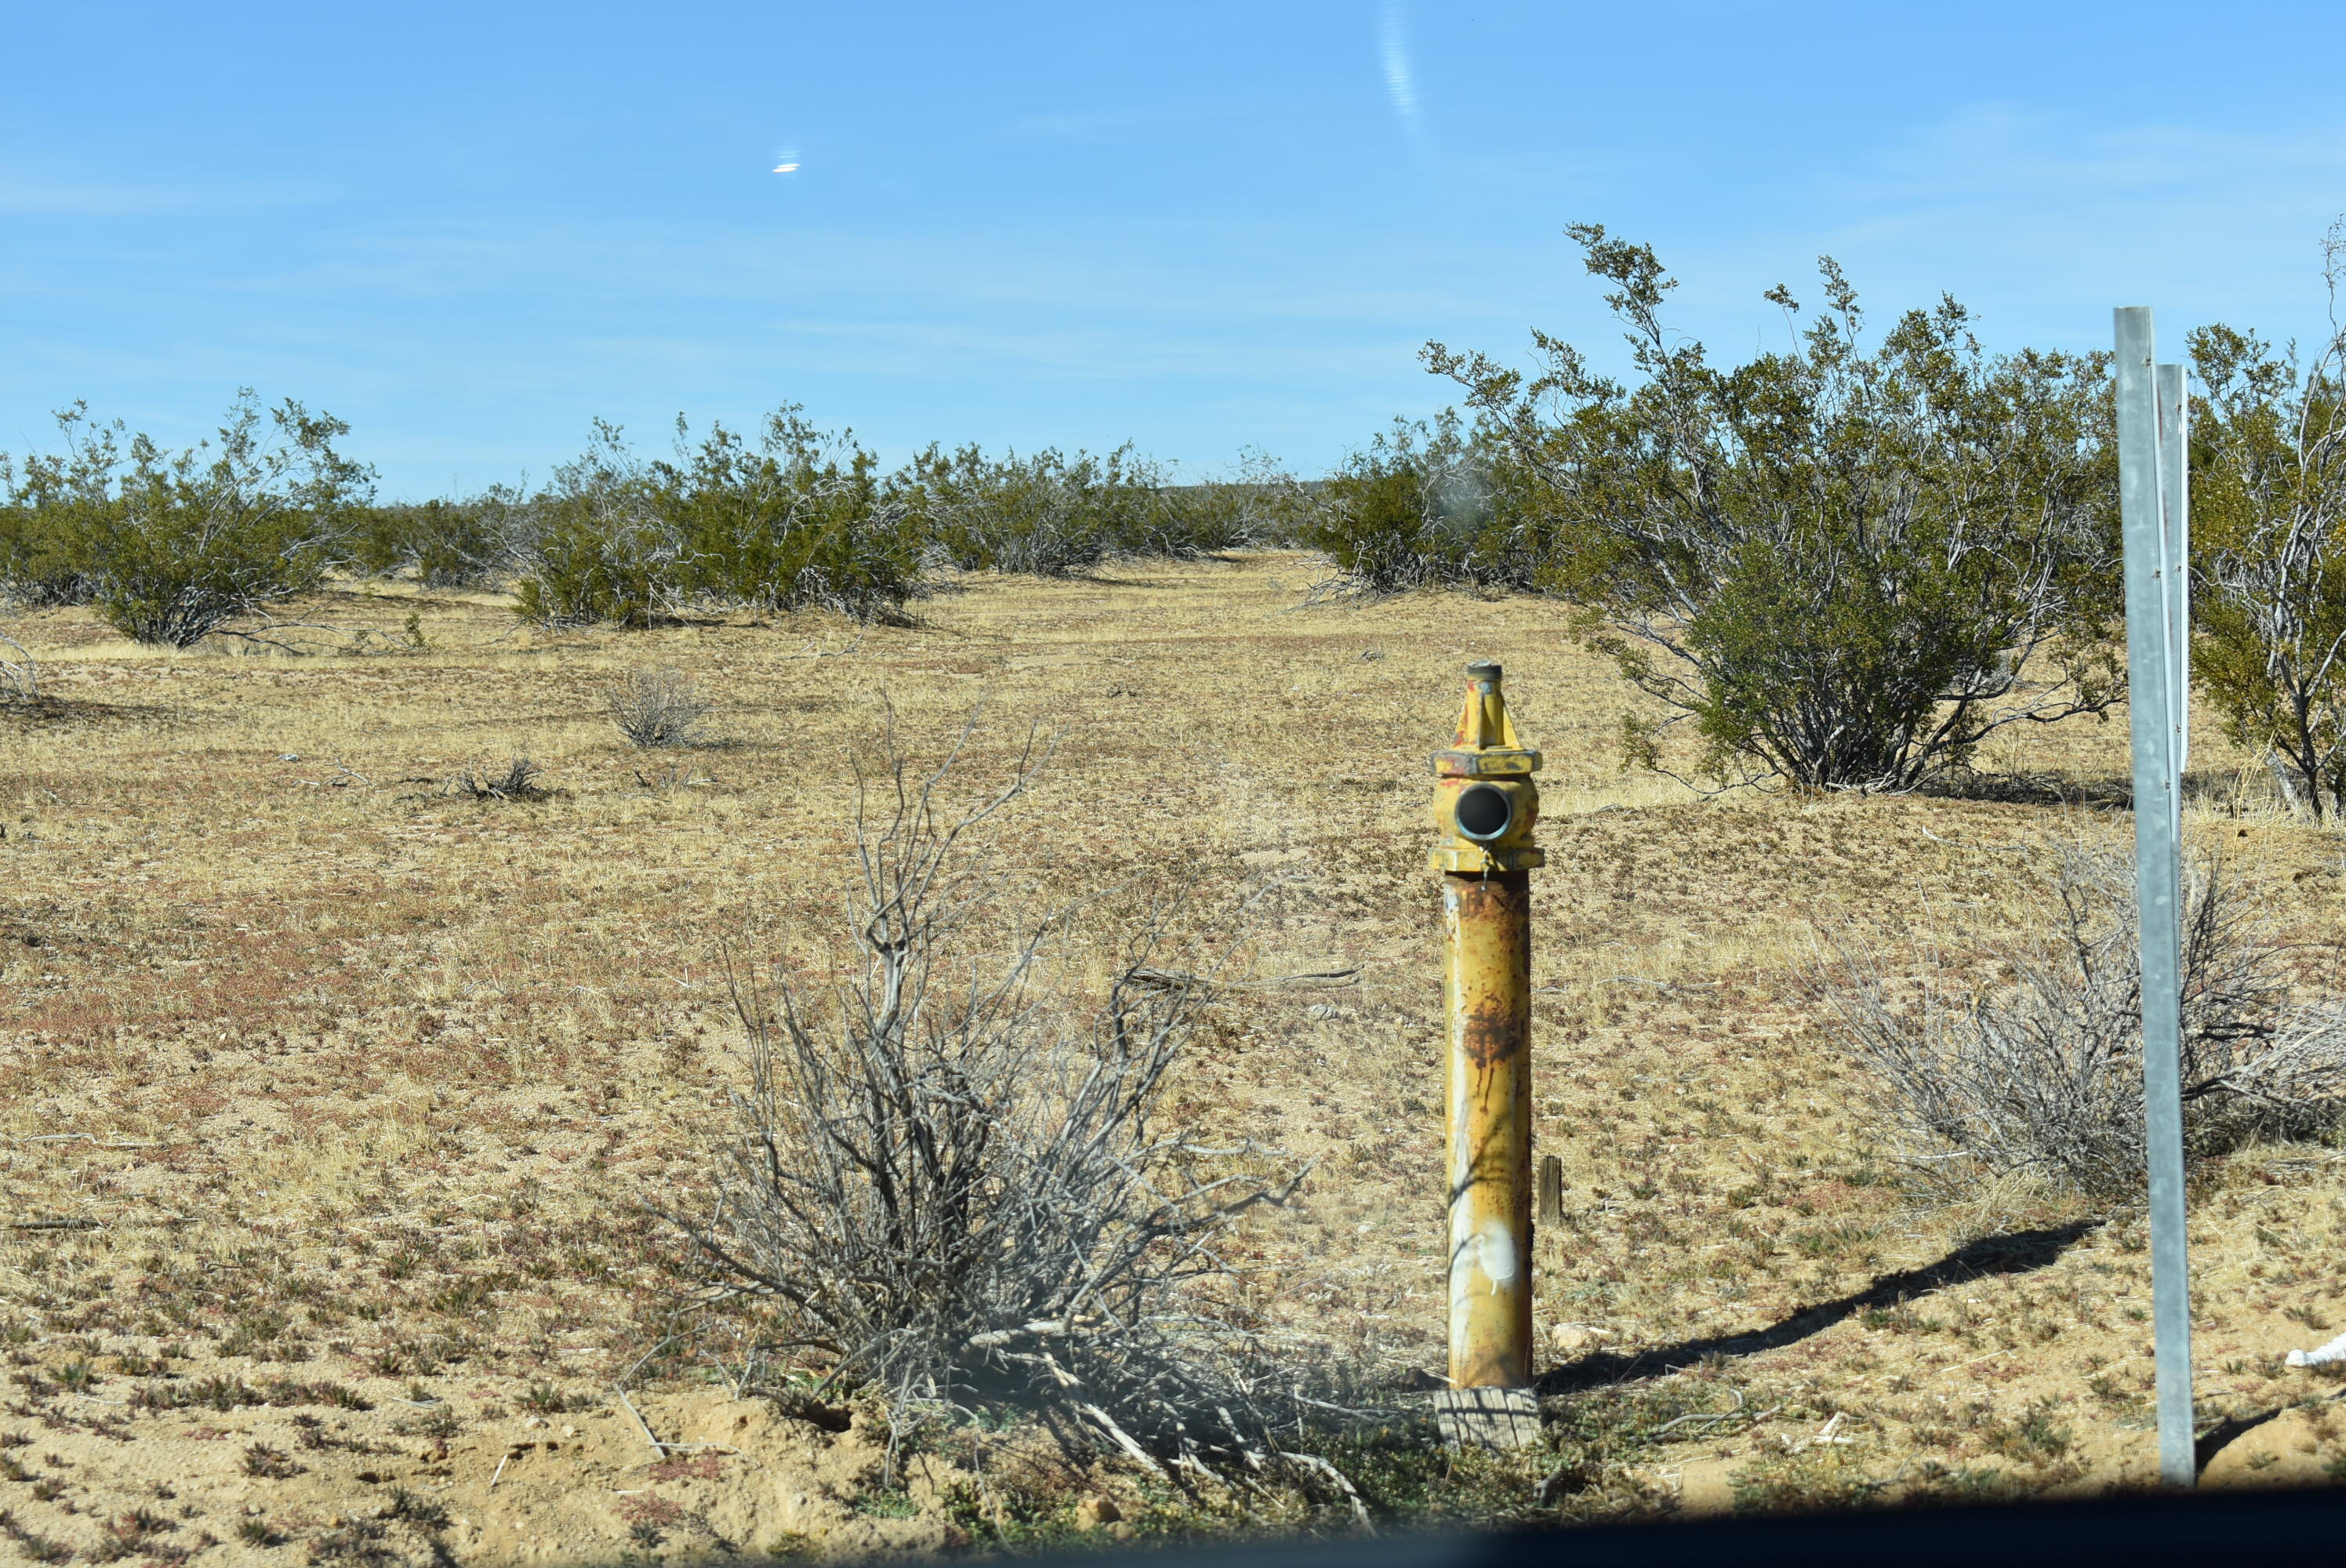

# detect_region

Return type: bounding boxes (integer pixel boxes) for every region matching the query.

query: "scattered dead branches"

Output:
[0,631,34,703]
[1834,840,2346,1196]
[609,668,710,748]
[447,757,550,802]
[673,714,1319,1470]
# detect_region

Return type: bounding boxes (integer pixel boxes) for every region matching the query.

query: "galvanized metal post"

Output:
[1429,662,1544,1446]
[2115,307,2196,1488]
[2158,360,2191,784]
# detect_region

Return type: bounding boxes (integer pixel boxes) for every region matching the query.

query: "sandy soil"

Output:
[2,554,2343,1562]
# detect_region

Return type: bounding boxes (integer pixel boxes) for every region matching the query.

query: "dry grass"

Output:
[2,554,2344,1563]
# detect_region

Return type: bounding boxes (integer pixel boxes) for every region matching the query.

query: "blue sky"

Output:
[5,1,2346,499]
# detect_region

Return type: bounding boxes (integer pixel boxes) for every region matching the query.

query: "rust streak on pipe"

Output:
[1444,869,1533,1388]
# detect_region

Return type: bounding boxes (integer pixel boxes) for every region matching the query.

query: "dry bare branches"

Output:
[1834,841,2346,1196]
[609,668,710,748]
[674,716,1319,1466]
[448,757,550,802]
[0,630,34,703]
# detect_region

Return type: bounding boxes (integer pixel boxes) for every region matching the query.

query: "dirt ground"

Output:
[2,552,2344,1563]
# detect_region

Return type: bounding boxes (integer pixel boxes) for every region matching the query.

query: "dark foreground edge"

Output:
[1004,1487,2346,1568]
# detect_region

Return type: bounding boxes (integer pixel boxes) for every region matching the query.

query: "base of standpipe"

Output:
[1432,1386,1541,1451]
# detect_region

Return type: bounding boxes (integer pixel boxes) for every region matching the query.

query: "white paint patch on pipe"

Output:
[1476,1221,1517,1290]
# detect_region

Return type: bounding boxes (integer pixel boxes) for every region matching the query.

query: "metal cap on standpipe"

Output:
[1429,661,1544,873]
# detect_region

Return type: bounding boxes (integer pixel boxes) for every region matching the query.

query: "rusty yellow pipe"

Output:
[1443,868,1533,1388]
[1429,661,1542,1392]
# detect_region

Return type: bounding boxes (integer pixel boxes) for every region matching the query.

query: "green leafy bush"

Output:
[2188,239,2346,818]
[2,406,115,608]
[905,441,1157,575]
[1305,413,1545,595]
[511,421,682,628]
[1430,227,2121,792]
[0,499,93,607]
[1,394,369,647]
[351,492,525,588]
[513,411,924,628]
[660,409,924,622]
[490,411,1283,629]
[902,441,1283,575]
[1155,458,1313,553]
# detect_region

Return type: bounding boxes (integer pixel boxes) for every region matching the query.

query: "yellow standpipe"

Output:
[1429,660,1542,1396]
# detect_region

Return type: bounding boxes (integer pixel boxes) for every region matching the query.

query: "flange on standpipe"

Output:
[1429,661,1542,1446]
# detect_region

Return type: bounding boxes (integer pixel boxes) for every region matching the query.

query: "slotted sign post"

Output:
[2113,306,2195,1488]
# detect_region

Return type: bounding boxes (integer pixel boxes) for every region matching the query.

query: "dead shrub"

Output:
[1836,841,2346,1196]
[610,668,709,748]
[674,719,1314,1469]
[0,632,32,704]
[448,757,549,801]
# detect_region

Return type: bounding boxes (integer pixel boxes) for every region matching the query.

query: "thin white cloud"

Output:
[1379,1,1426,154]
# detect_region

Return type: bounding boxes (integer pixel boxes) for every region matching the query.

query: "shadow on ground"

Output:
[2195,1406,2284,1470]
[1536,1222,2098,1394]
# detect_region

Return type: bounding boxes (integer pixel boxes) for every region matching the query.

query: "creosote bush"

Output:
[1426,226,2122,792]
[512,412,927,628]
[904,442,1273,576]
[609,668,709,748]
[1836,841,2346,1196]
[511,420,693,629]
[1303,414,1545,597]
[677,722,1316,1467]
[509,413,1296,628]
[907,441,1161,577]
[2189,222,2346,819]
[0,394,371,647]
[352,491,526,588]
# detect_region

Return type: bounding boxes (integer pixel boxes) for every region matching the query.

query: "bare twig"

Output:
[1833,842,2346,1193]
[614,1388,665,1461]
[670,712,1323,1470]
[0,631,35,703]
[610,669,710,747]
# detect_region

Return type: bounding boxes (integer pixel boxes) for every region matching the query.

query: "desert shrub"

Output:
[512,421,682,628]
[901,441,1274,574]
[448,757,548,801]
[1431,227,2122,791]
[609,668,708,747]
[1305,413,1545,596]
[1836,841,2346,1196]
[0,498,93,607]
[1148,457,1309,555]
[514,412,924,626]
[677,726,1309,1465]
[0,394,369,648]
[2189,228,2346,819]
[351,490,526,588]
[660,409,924,622]
[905,441,1166,576]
